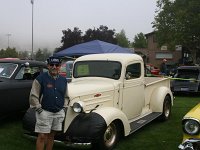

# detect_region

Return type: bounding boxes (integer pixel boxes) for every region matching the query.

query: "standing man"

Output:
[29,56,68,150]
[160,59,167,75]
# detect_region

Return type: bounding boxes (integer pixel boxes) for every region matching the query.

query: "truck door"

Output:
[122,62,145,120]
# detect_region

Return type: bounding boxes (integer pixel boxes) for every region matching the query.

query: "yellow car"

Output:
[179,103,200,150]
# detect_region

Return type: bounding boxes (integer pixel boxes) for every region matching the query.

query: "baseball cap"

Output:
[47,56,62,64]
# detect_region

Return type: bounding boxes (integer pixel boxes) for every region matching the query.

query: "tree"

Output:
[0,49,6,58]
[83,25,117,44]
[0,47,18,58]
[55,25,118,54]
[153,0,200,62]
[132,32,147,48]
[116,29,130,47]
[18,51,29,59]
[35,49,44,61]
[35,48,52,61]
[42,48,52,60]
[56,27,83,53]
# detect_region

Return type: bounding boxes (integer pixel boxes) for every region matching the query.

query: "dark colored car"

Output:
[0,59,48,118]
[166,62,178,76]
[171,66,200,94]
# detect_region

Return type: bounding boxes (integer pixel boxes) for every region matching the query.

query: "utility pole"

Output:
[31,0,34,59]
[6,34,11,48]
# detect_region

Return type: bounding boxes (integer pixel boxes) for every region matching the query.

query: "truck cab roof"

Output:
[75,53,143,65]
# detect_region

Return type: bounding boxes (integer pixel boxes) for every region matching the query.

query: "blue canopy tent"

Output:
[54,40,134,57]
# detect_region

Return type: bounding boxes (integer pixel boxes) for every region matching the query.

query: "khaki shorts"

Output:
[35,109,65,133]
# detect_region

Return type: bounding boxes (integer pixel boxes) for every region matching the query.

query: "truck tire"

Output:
[160,95,171,121]
[91,121,120,150]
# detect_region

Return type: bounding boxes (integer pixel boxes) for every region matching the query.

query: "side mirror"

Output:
[125,72,131,80]
[21,62,30,67]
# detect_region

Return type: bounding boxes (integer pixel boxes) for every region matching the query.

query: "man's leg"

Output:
[46,131,56,150]
[46,110,65,150]
[36,133,47,150]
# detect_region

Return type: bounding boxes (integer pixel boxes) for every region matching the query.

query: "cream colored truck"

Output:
[23,53,173,150]
[62,53,173,150]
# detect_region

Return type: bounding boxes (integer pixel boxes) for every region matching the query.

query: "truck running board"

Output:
[129,112,162,134]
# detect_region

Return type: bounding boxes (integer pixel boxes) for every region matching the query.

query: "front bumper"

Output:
[179,139,200,150]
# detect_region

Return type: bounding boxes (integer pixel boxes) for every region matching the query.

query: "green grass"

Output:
[0,95,199,150]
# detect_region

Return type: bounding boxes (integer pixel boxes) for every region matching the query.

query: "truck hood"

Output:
[68,78,117,98]
[184,103,200,121]
[68,78,121,111]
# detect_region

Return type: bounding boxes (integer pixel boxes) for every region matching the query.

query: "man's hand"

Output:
[35,107,43,114]
[63,107,67,113]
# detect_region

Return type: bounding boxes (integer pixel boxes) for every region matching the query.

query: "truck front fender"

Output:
[65,112,107,143]
[150,87,173,112]
[93,107,130,136]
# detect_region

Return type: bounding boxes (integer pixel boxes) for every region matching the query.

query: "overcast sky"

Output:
[0,0,157,52]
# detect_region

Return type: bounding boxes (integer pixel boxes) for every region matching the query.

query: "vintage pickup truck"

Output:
[23,53,173,150]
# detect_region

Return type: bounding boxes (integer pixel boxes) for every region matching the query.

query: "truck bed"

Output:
[144,77,170,86]
[144,77,171,108]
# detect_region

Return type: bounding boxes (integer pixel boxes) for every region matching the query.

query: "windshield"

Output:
[176,69,199,80]
[0,63,18,78]
[73,61,121,80]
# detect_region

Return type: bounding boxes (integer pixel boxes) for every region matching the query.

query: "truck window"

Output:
[125,63,141,80]
[74,61,122,80]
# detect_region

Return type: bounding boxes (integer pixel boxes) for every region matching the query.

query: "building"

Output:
[135,31,182,68]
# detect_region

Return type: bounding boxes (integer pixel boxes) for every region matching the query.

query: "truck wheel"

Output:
[92,121,120,150]
[160,95,171,121]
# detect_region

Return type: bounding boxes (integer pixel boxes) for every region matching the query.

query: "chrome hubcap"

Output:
[164,101,170,117]
[104,123,117,147]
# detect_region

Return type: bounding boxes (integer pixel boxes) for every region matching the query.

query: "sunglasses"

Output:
[49,64,60,67]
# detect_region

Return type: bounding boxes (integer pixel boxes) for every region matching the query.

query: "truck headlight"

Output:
[183,119,200,135]
[72,102,84,113]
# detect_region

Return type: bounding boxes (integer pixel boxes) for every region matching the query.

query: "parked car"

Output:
[59,62,67,77]
[66,60,74,82]
[0,59,48,118]
[0,57,19,60]
[23,53,173,150]
[145,67,158,77]
[171,66,200,94]
[59,60,74,81]
[166,62,178,76]
[146,64,160,75]
[178,103,200,150]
